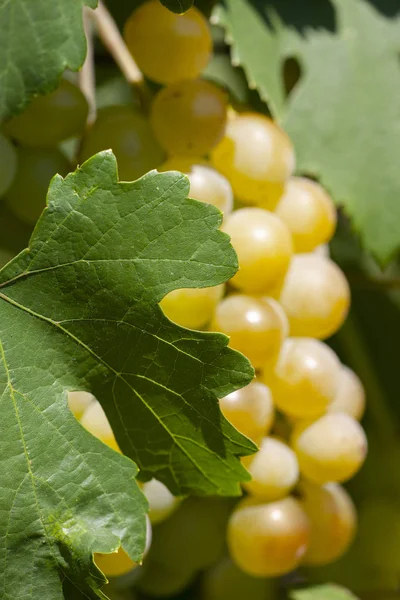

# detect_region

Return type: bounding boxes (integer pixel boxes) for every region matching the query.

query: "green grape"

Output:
[136,559,196,597]
[6,146,71,225]
[262,338,341,419]
[227,496,310,577]
[328,365,366,421]
[278,253,351,339]
[202,557,278,600]
[299,481,357,566]
[292,413,368,484]
[124,1,212,85]
[67,391,95,420]
[160,284,224,330]
[0,133,17,198]
[211,112,295,208]
[219,381,275,444]
[142,479,180,525]
[150,79,228,157]
[80,400,121,453]
[274,177,337,252]
[211,295,288,370]
[243,437,299,501]
[79,105,165,180]
[222,208,293,294]
[5,79,88,146]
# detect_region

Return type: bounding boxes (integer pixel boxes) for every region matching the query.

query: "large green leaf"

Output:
[0,151,254,599]
[0,0,97,120]
[215,0,400,263]
[290,584,359,600]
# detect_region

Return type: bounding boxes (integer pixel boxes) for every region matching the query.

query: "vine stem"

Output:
[79,7,97,125]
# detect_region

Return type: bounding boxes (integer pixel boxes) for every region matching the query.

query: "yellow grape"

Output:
[80,400,121,453]
[262,338,341,419]
[124,1,212,85]
[328,365,366,421]
[275,177,337,252]
[292,413,368,484]
[219,381,274,443]
[278,254,350,339]
[211,295,288,369]
[150,79,228,157]
[243,437,299,501]
[299,481,357,566]
[79,105,165,181]
[160,158,233,216]
[67,391,95,420]
[202,557,278,600]
[227,496,310,577]
[136,559,196,597]
[160,284,224,330]
[223,208,293,294]
[142,479,180,525]
[211,113,295,208]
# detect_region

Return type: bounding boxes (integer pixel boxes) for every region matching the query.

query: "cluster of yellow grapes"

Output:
[69,1,368,596]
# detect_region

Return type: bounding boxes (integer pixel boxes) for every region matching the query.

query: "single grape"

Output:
[262,338,341,419]
[79,105,165,180]
[299,481,357,566]
[278,254,350,339]
[274,177,337,252]
[202,557,278,600]
[243,437,299,501]
[219,381,274,444]
[160,159,233,216]
[5,79,88,146]
[211,295,288,370]
[222,208,293,294]
[6,146,71,225]
[292,413,368,484]
[328,365,366,421]
[136,559,195,597]
[160,284,224,330]
[150,79,228,157]
[67,391,95,420]
[124,1,212,85]
[0,133,17,198]
[142,479,180,525]
[211,112,295,208]
[80,400,121,453]
[227,496,310,577]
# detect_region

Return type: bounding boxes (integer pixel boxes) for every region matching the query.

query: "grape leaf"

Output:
[0,0,97,121]
[160,0,194,13]
[290,584,359,600]
[215,0,400,263]
[0,151,255,598]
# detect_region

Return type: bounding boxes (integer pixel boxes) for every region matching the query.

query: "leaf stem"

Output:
[79,7,97,125]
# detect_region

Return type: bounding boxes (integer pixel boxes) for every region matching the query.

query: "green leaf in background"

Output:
[215,0,400,263]
[160,0,194,13]
[0,0,97,120]
[290,584,359,600]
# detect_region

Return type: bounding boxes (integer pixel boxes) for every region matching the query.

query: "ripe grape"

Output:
[219,381,274,444]
[292,413,368,484]
[136,559,195,597]
[5,79,88,147]
[161,159,233,216]
[275,177,337,252]
[80,400,120,453]
[160,284,224,330]
[6,146,71,225]
[243,437,299,501]
[262,338,341,419]
[202,557,278,600]
[328,365,366,421]
[211,113,295,208]
[227,496,310,577]
[67,391,95,420]
[142,479,180,525]
[150,79,228,157]
[79,105,165,181]
[278,254,350,339]
[211,295,288,369]
[299,481,357,565]
[222,208,293,294]
[0,133,17,198]
[124,1,212,85]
